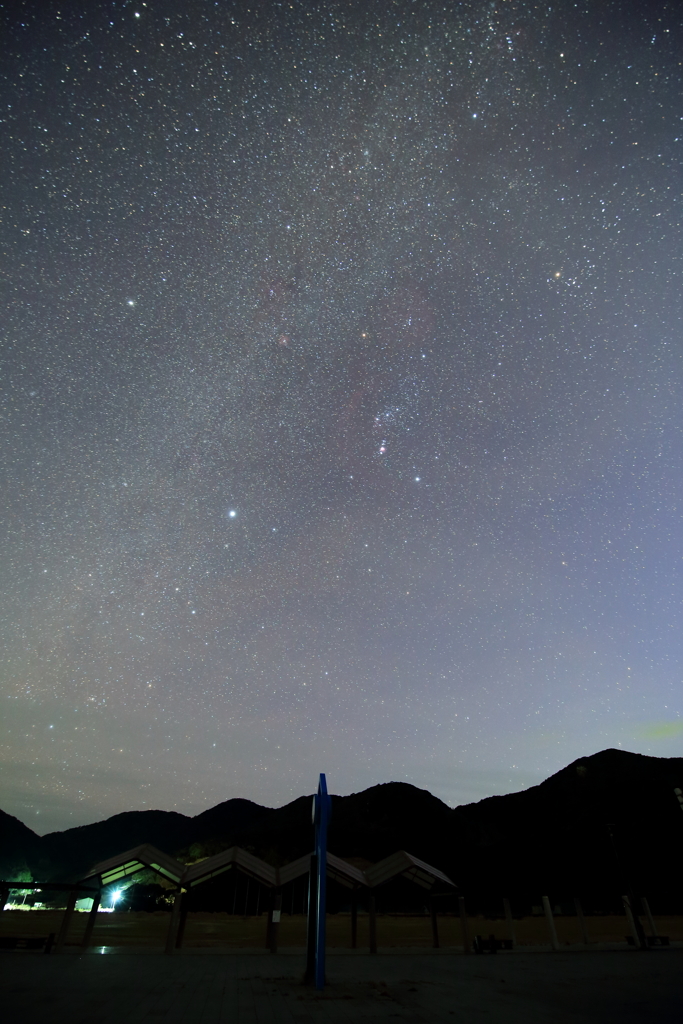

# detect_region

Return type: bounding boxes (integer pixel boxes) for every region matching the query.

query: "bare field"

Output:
[1,909,682,949]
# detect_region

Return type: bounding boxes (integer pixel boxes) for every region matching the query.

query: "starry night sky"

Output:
[1,0,682,834]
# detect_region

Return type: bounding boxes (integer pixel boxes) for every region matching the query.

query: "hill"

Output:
[2,750,682,902]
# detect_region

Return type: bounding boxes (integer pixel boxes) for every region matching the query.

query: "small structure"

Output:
[0,880,100,954]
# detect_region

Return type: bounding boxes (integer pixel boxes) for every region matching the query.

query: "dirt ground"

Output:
[1,909,681,949]
[1,947,682,1023]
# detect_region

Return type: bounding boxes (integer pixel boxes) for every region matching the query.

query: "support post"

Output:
[81,891,101,948]
[351,889,358,949]
[54,890,78,954]
[573,897,589,944]
[269,891,282,954]
[430,895,440,949]
[503,898,516,948]
[176,899,190,949]
[0,885,10,912]
[458,896,470,954]
[607,824,648,950]
[164,891,184,955]
[369,894,377,954]
[265,888,274,949]
[542,896,559,951]
[641,897,658,938]
[622,894,643,949]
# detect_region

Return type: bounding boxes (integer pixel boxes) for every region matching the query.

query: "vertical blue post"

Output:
[313,772,331,990]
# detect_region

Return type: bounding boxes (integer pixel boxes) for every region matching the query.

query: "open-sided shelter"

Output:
[74,842,455,954]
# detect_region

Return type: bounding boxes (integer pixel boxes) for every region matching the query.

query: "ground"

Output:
[1,949,681,1023]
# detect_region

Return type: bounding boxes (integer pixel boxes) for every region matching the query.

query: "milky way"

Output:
[1,0,682,832]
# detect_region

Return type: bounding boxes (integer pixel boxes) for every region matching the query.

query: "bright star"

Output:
[228,509,237,518]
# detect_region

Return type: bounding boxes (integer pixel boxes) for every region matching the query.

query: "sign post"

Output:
[312,773,331,990]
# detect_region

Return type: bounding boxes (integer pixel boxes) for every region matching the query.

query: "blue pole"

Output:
[313,772,331,990]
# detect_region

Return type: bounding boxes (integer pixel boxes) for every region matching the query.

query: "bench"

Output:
[0,933,55,953]
[473,934,513,954]
[626,935,669,947]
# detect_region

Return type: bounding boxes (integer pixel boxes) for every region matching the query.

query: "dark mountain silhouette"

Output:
[188,798,269,846]
[0,809,43,882]
[2,750,683,904]
[38,810,194,882]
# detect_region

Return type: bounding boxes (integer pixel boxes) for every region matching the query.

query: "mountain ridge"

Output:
[2,749,682,900]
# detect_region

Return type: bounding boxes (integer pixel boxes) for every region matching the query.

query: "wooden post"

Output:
[458,896,470,953]
[54,890,78,954]
[265,888,274,949]
[351,890,358,949]
[641,897,658,938]
[573,897,589,945]
[164,891,184,955]
[503,898,516,948]
[369,894,377,954]
[430,896,440,949]
[176,899,190,949]
[542,896,559,951]
[269,891,282,954]
[81,891,101,948]
[622,894,643,949]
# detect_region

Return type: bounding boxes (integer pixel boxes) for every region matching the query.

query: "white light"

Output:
[228,509,236,518]
[110,889,122,907]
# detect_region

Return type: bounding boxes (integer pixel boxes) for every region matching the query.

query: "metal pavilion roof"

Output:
[277,853,312,887]
[83,844,185,887]
[326,852,368,889]
[276,852,368,889]
[364,850,455,890]
[80,843,454,893]
[181,847,277,889]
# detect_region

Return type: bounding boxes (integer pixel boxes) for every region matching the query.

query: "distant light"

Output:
[415,476,421,482]
[228,509,236,518]
[472,113,477,118]
[110,889,122,907]
[127,299,136,306]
